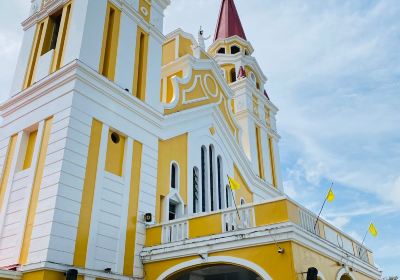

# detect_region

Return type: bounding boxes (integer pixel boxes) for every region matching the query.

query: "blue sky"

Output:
[0,0,399,277]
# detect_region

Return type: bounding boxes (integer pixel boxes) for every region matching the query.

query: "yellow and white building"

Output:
[0,0,382,279]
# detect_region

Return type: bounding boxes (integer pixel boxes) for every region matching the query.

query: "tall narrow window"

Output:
[209,145,215,211]
[169,202,177,221]
[226,185,231,208]
[217,156,223,210]
[171,163,178,189]
[255,126,265,179]
[99,3,121,81]
[41,12,62,55]
[201,146,207,212]
[193,167,199,213]
[268,137,277,187]
[133,28,149,100]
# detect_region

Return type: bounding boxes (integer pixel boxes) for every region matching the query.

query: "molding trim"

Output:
[156,256,272,280]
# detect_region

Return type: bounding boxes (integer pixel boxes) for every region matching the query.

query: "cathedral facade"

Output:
[0,0,381,279]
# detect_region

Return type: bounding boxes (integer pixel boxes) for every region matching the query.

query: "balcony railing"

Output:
[145,198,373,265]
[222,206,255,232]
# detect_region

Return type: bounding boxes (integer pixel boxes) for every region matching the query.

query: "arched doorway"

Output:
[156,256,272,280]
[340,275,353,280]
[167,264,261,280]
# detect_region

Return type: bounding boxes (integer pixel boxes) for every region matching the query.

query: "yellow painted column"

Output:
[268,136,277,188]
[19,117,53,264]
[0,135,18,209]
[123,141,143,276]
[73,119,103,267]
[255,126,265,180]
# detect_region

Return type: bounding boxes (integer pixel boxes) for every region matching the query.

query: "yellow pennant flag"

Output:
[369,223,378,237]
[228,176,241,191]
[326,188,335,202]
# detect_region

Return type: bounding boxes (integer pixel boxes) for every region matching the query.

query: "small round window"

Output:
[111,132,120,144]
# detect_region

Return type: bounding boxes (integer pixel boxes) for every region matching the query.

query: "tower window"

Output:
[111,132,120,144]
[169,202,177,221]
[171,162,179,189]
[231,45,240,54]
[133,28,149,100]
[42,12,62,55]
[230,68,236,83]
[217,47,226,54]
[226,185,231,208]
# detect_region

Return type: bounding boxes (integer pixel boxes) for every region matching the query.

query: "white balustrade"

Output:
[222,206,255,233]
[299,208,320,236]
[162,220,188,244]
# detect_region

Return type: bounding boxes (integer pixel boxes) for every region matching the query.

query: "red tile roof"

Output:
[214,0,247,41]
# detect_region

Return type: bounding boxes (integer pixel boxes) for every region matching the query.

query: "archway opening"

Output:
[168,264,262,280]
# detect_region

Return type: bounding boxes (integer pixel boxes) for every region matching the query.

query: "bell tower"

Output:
[208,0,283,191]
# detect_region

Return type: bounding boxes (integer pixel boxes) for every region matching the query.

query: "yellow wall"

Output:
[162,39,176,66]
[99,2,121,81]
[22,270,65,280]
[143,242,296,280]
[20,118,53,264]
[156,134,188,223]
[189,212,222,239]
[292,242,375,280]
[221,64,235,83]
[22,130,38,170]
[73,119,103,267]
[105,130,125,176]
[0,135,17,209]
[233,165,253,204]
[164,69,238,138]
[178,35,194,58]
[123,141,143,276]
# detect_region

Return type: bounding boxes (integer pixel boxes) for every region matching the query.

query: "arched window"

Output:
[217,47,226,54]
[193,167,199,213]
[230,68,236,83]
[209,145,215,211]
[240,198,246,205]
[201,146,207,212]
[231,45,240,54]
[170,162,178,189]
[217,156,223,210]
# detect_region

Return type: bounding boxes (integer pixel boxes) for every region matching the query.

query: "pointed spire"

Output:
[214,0,247,41]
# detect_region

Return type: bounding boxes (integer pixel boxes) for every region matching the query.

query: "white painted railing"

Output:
[222,206,255,233]
[162,220,188,244]
[355,243,369,262]
[299,208,320,236]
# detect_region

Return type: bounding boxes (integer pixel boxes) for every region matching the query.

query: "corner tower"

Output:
[209,0,282,191]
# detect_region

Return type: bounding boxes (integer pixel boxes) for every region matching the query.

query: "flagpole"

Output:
[314,182,334,232]
[227,175,241,222]
[359,224,371,257]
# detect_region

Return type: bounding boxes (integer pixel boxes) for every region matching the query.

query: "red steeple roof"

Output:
[214,0,247,41]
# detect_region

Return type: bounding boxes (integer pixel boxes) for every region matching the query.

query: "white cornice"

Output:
[141,222,381,279]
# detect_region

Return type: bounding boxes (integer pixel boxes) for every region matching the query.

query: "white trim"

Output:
[156,256,272,280]
[318,271,327,280]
